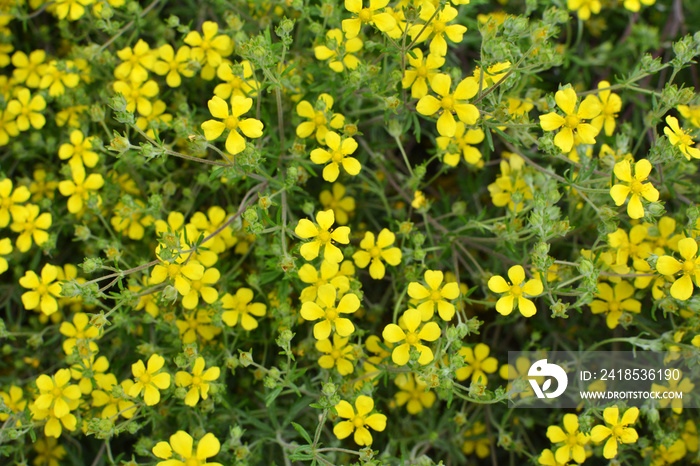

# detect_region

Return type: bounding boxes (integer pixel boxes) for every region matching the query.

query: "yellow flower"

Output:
[110,198,155,240]
[295,209,350,263]
[11,49,46,88]
[315,29,363,73]
[52,0,94,21]
[35,369,81,419]
[623,0,654,12]
[310,131,361,182]
[645,439,687,466]
[537,448,567,466]
[58,129,98,167]
[214,60,258,99]
[70,354,111,394]
[0,386,26,421]
[29,400,77,438]
[150,255,205,300]
[402,49,444,99]
[568,0,601,20]
[437,122,485,167]
[129,354,171,406]
[153,44,195,88]
[298,260,352,303]
[316,334,355,375]
[7,87,46,131]
[188,206,236,254]
[152,431,221,466]
[408,3,467,56]
[342,0,396,39]
[29,168,58,202]
[91,377,137,420]
[176,309,221,343]
[55,105,88,128]
[590,281,641,329]
[58,161,104,214]
[182,267,220,310]
[394,373,435,414]
[546,413,589,464]
[301,283,360,339]
[382,308,441,365]
[664,115,700,160]
[201,95,264,155]
[0,178,30,228]
[115,38,156,82]
[333,395,387,446]
[320,183,355,225]
[10,203,51,252]
[462,422,491,458]
[39,60,81,97]
[112,79,159,116]
[488,265,543,317]
[590,406,639,459]
[539,87,601,153]
[19,264,63,316]
[651,371,694,414]
[455,343,498,383]
[411,190,426,209]
[296,93,345,144]
[678,104,700,128]
[656,237,700,300]
[416,73,479,137]
[221,288,267,331]
[59,312,101,355]
[591,80,621,136]
[609,158,659,219]
[500,356,538,398]
[0,237,10,275]
[408,269,460,321]
[175,357,221,407]
[33,437,67,466]
[184,21,233,79]
[353,229,402,280]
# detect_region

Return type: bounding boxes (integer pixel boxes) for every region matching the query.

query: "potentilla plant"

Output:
[1,0,700,465]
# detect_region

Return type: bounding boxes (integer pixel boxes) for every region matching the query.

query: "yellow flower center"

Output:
[188,319,198,329]
[325,308,338,321]
[612,425,626,439]
[192,376,202,386]
[405,332,419,345]
[567,433,579,445]
[140,373,152,384]
[330,349,341,360]
[74,185,85,195]
[629,180,645,196]
[608,301,619,312]
[416,65,428,77]
[358,8,372,22]
[430,290,442,302]
[318,230,331,243]
[564,114,580,128]
[369,246,382,258]
[225,116,239,130]
[331,150,345,163]
[433,21,446,34]
[510,285,523,297]
[185,458,201,466]
[192,280,202,291]
[682,259,696,273]
[314,112,326,126]
[37,284,48,295]
[52,387,63,398]
[441,95,455,111]
[167,263,181,278]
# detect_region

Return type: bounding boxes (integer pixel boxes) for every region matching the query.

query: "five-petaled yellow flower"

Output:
[546,413,589,464]
[19,264,63,316]
[153,431,222,466]
[333,395,387,446]
[129,354,171,406]
[539,87,601,153]
[656,237,700,300]
[590,406,639,459]
[609,158,659,219]
[295,209,350,263]
[175,357,220,407]
[488,265,543,317]
[664,115,700,160]
[455,343,498,384]
[35,369,81,419]
[352,229,402,280]
[310,131,361,182]
[316,334,355,375]
[416,74,479,137]
[590,281,641,329]
[382,308,441,365]
[201,95,263,155]
[408,269,460,321]
[221,288,267,331]
[300,283,360,340]
[342,0,396,39]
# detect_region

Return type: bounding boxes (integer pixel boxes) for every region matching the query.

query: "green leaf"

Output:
[291,422,312,444]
